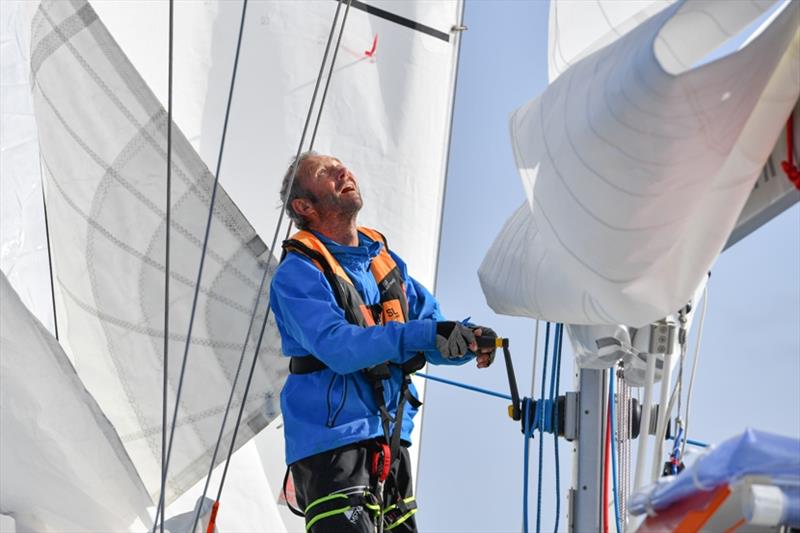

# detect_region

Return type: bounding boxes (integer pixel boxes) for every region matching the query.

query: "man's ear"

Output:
[291,197,315,219]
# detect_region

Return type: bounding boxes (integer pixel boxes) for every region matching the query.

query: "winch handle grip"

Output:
[475,335,521,421]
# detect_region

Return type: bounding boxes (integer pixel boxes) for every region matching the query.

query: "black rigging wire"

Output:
[151,1,249,530]
[39,155,59,341]
[187,1,353,529]
[209,0,354,515]
[156,1,174,532]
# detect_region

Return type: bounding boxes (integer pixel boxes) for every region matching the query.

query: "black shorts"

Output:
[290,440,417,532]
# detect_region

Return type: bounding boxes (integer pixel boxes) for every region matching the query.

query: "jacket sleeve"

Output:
[270,254,437,374]
[390,251,474,367]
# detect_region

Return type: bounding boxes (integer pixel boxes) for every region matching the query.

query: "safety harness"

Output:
[281,227,425,531]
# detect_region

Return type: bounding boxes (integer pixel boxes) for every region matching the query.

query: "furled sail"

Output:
[479,0,799,327]
[29,0,286,503]
[0,272,152,531]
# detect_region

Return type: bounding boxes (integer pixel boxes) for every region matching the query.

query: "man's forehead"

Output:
[307,154,339,167]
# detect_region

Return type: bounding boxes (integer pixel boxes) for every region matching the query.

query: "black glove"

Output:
[475,325,498,366]
[436,321,476,359]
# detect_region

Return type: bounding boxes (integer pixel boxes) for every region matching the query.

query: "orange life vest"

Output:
[281,227,409,328]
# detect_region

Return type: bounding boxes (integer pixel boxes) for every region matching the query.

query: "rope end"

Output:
[206,500,220,533]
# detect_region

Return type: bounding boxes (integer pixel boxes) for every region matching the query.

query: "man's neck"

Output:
[311,217,359,246]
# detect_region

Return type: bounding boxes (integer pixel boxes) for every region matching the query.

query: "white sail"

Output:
[0,272,152,531]
[726,105,800,248]
[2,0,463,528]
[479,0,799,327]
[548,0,673,83]
[0,0,53,333]
[87,0,464,517]
[30,0,286,503]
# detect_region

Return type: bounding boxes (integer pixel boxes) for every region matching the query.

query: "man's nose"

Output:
[334,165,348,180]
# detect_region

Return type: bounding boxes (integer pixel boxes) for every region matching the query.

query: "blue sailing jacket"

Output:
[270,231,473,464]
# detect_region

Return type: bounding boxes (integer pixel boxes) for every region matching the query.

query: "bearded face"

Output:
[299,155,363,222]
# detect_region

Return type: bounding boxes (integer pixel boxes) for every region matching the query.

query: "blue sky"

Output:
[415,1,800,532]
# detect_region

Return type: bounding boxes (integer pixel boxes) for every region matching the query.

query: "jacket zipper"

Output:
[326,374,348,427]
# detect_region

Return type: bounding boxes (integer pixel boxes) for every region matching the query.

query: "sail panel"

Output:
[0,272,152,531]
[30,0,286,503]
[86,0,460,291]
[726,104,800,249]
[0,0,54,334]
[480,1,800,326]
[548,0,673,82]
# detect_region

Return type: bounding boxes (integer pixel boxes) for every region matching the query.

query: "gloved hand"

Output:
[474,325,498,367]
[436,321,476,359]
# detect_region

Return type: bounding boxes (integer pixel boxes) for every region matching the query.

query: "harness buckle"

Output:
[365,363,392,382]
[371,442,391,482]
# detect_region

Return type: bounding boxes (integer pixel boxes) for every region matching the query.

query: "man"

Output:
[270,152,495,532]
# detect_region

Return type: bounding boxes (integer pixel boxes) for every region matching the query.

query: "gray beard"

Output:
[317,193,363,219]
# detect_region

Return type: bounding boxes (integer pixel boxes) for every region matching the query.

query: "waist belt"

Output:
[289,353,426,376]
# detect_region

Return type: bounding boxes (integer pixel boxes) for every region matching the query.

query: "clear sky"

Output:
[415,2,800,532]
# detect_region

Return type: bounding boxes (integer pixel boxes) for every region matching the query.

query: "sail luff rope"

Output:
[151,1,249,529]
[681,285,709,458]
[206,0,353,520]
[430,0,466,299]
[157,1,174,531]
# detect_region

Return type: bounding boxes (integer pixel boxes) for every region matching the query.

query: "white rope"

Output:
[633,353,657,493]
[681,285,708,458]
[529,320,540,397]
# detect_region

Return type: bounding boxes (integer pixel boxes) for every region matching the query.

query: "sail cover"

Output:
[0,272,152,531]
[479,0,799,326]
[29,0,286,503]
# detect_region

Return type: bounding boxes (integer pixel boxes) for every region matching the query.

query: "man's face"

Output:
[297,155,363,221]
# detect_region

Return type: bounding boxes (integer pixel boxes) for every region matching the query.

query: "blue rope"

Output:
[552,324,563,533]
[535,322,551,533]
[667,435,709,448]
[522,398,535,533]
[414,372,512,401]
[609,368,622,533]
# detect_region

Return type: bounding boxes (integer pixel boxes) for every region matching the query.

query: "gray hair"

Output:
[279,150,318,230]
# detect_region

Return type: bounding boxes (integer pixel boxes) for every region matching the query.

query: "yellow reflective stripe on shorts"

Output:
[386,508,417,530]
[304,492,348,514]
[383,496,415,514]
[385,496,417,530]
[305,505,352,531]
